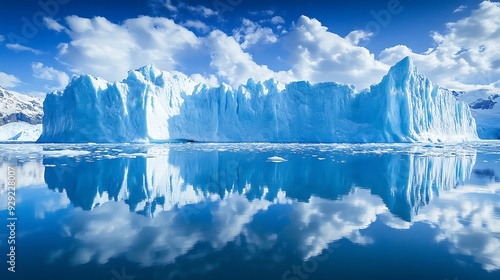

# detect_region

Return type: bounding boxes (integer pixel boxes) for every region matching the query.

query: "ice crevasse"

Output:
[38,57,478,143]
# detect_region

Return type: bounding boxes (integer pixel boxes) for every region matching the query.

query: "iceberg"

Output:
[38,57,478,143]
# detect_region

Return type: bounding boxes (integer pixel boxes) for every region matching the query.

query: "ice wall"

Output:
[38,57,478,143]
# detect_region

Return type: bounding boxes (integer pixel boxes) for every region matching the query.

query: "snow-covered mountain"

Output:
[0,86,43,141]
[0,86,43,124]
[38,57,478,143]
[454,89,500,139]
[0,122,42,141]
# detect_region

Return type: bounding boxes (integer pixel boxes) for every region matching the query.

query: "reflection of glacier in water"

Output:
[40,145,500,271]
[2,143,500,279]
[43,146,476,221]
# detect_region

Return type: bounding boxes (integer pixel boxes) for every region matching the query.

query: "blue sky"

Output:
[0,0,498,96]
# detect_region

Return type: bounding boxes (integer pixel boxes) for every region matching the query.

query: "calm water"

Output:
[1,142,500,280]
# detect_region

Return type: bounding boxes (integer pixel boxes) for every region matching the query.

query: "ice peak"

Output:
[71,74,109,91]
[380,56,420,88]
[389,56,416,75]
[135,64,162,81]
[246,78,256,87]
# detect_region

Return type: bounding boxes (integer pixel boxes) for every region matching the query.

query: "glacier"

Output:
[455,89,500,139]
[0,122,42,141]
[38,57,478,143]
[0,86,43,141]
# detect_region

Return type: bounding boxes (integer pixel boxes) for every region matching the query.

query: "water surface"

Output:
[1,142,500,280]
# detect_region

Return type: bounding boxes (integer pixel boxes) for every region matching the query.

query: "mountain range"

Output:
[0,87,43,141]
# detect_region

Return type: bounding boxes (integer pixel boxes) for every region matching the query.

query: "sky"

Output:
[0,0,498,97]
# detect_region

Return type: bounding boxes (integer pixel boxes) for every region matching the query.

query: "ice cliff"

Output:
[38,57,478,143]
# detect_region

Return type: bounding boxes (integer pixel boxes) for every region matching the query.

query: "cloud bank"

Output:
[40,1,500,91]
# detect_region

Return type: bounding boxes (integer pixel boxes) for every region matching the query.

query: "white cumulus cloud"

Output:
[380,1,500,90]
[56,15,200,82]
[283,16,388,89]
[182,20,210,33]
[454,5,467,13]
[6,43,41,55]
[249,10,274,16]
[233,18,279,49]
[186,5,217,18]
[155,0,217,17]
[43,1,500,91]
[163,0,177,12]
[44,17,67,32]
[271,16,285,25]
[190,73,219,87]
[0,72,21,88]
[345,30,372,45]
[32,62,70,91]
[206,30,293,86]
